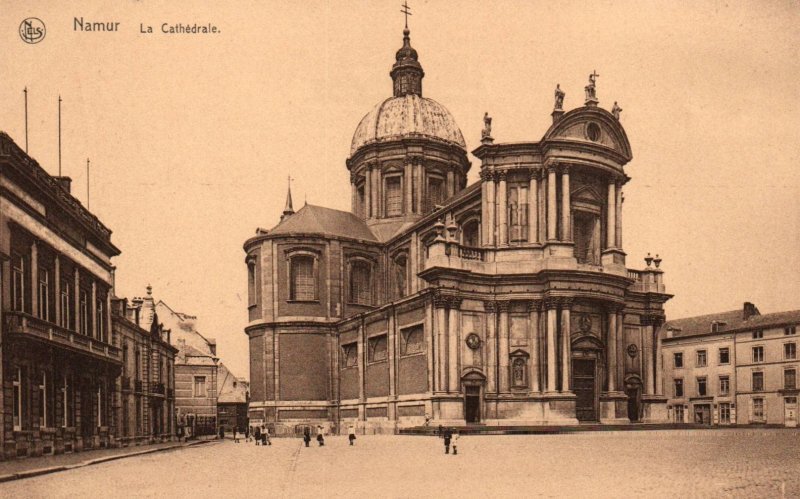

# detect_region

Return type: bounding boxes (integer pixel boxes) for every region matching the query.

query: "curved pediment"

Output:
[542,107,632,162]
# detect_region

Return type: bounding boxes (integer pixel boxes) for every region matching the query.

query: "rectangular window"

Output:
[13,367,23,431]
[349,262,371,305]
[385,176,402,217]
[674,378,684,397]
[39,371,48,428]
[135,349,141,380]
[79,290,89,335]
[97,382,104,427]
[63,375,73,428]
[96,299,105,342]
[697,377,707,397]
[786,326,797,336]
[673,352,683,368]
[60,280,72,330]
[290,255,317,301]
[247,260,257,307]
[400,325,425,355]
[752,398,765,421]
[785,343,797,360]
[719,403,731,424]
[38,268,50,321]
[785,369,797,390]
[426,177,444,212]
[752,346,764,363]
[719,376,730,396]
[752,371,764,392]
[12,254,26,312]
[696,350,707,367]
[718,348,730,365]
[341,343,358,368]
[368,335,388,363]
[194,376,207,397]
[674,405,684,423]
[752,330,763,339]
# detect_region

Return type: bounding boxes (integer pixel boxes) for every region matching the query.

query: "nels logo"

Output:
[19,18,46,44]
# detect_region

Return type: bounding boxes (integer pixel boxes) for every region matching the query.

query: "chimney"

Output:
[207,338,217,356]
[55,176,72,193]
[743,302,760,321]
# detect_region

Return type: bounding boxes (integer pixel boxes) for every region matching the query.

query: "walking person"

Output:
[254,425,262,446]
[261,426,268,446]
[303,427,311,447]
[452,430,460,455]
[348,424,356,446]
[443,427,452,454]
[245,426,251,442]
[316,425,325,446]
[265,426,272,446]
[218,426,225,440]
[233,427,239,443]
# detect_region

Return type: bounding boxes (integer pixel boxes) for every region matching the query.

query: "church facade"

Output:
[244,25,672,434]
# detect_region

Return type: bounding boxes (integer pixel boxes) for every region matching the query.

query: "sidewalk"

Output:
[0,438,216,483]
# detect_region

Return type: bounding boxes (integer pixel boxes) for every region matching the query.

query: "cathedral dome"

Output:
[350,94,466,155]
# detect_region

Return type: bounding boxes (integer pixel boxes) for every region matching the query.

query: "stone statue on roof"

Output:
[554,84,565,110]
[481,112,492,139]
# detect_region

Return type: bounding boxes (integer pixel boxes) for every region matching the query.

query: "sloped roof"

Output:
[217,362,248,404]
[666,309,800,338]
[269,204,377,241]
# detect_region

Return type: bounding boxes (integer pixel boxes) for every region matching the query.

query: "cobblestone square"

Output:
[1,428,798,498]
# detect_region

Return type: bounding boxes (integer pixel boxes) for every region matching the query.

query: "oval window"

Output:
[586,122,601,142]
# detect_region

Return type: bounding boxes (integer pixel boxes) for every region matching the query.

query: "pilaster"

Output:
[484,300,498,394]
[547,167,558,241]
[496,170,508,246]
[497,300,510,392]
[560,166,571,242]
[560,298,573,393]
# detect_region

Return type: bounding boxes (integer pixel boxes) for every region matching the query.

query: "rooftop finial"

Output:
[146,284,152,296]
[282,175,295,221]
[401,1,412,30]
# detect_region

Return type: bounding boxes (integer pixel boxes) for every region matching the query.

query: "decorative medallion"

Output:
[465,333,481,350]
[626,343,639,358]
[579,314,592,333]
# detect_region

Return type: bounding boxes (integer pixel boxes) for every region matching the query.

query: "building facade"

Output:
[244,24,672,434]
[112,297,177,445]
[663,303,799,426]
[217,363,249,434]
[0,131,121,458]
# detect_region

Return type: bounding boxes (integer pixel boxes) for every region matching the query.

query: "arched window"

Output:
[349,260,371,305]
[426,176,445,212]
[462,220,480,247]
[368,335,388,362]
[290,255,317,301]
[394,255,408,299]
[511,357,528,388]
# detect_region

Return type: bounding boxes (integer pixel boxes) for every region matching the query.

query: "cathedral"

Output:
[244,22,672,434]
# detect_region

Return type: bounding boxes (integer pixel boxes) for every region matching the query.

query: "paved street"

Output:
[1,429,798,498]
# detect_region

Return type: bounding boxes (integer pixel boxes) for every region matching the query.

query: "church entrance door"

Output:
[573,359,597,421]
[626,382,642,422]
[464,385,481,424]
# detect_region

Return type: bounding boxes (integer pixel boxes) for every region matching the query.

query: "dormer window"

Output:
[711,321,726,333]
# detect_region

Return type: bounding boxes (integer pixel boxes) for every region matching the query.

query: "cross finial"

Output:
[401,1,412,29]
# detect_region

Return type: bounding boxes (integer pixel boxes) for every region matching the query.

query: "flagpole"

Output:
[86,158,90,209]
[58,95,62,176]
[24,87,29,153]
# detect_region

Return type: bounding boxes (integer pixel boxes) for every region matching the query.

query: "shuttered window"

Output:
[290,256,316,301]
[385,176,402,216]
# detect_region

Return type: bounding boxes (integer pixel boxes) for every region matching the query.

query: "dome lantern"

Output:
[390,28,424,97]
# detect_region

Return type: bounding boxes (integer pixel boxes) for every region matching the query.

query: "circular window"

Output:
[586,122,601,142]
[626,343,639,358]
[465,333,481,350]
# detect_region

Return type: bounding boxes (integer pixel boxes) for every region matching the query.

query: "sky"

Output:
[2,1,799,378]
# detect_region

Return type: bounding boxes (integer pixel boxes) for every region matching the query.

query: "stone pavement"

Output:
[0,438,213,483]
[0,429,798,498]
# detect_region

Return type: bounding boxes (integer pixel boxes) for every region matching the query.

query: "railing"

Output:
[458,245,485,261]
[152,383,165,396]
[4,312,121,363]
[626,268,666,294]
[134,380,144,393]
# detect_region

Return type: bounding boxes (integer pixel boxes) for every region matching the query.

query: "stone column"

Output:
[73,268,80,332]
[607,309,617,393]
[560,300,572,392]
[91,281,98,340]
[484,301,498,394]
[655,320,664,396]
[350,172,357,214]
[539,174,547,243]
[607,177,616,249]
[31,240,38,317]
[357,322,366,403]
[404,160,413,215]
[364,166,372,218]
[529,301,541,392]
[374,164,382,218]
[643,316,655,395]
[546,301,558,393]
[485,173,496,247]
[560,166,571,241]
[616,308,625,393]
[388,310,396,398]
[497,171,508,246]
[435,295,448,392]
[615,182,623,249]
[528,171,539,244]
[547,167,558,241]
[497,301,510,392]
[448,299,461,393]
[54,255,61,325]
[425,300,435,393]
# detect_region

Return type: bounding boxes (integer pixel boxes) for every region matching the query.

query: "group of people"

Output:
[439,426,460,455]
[301,424,357,447]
